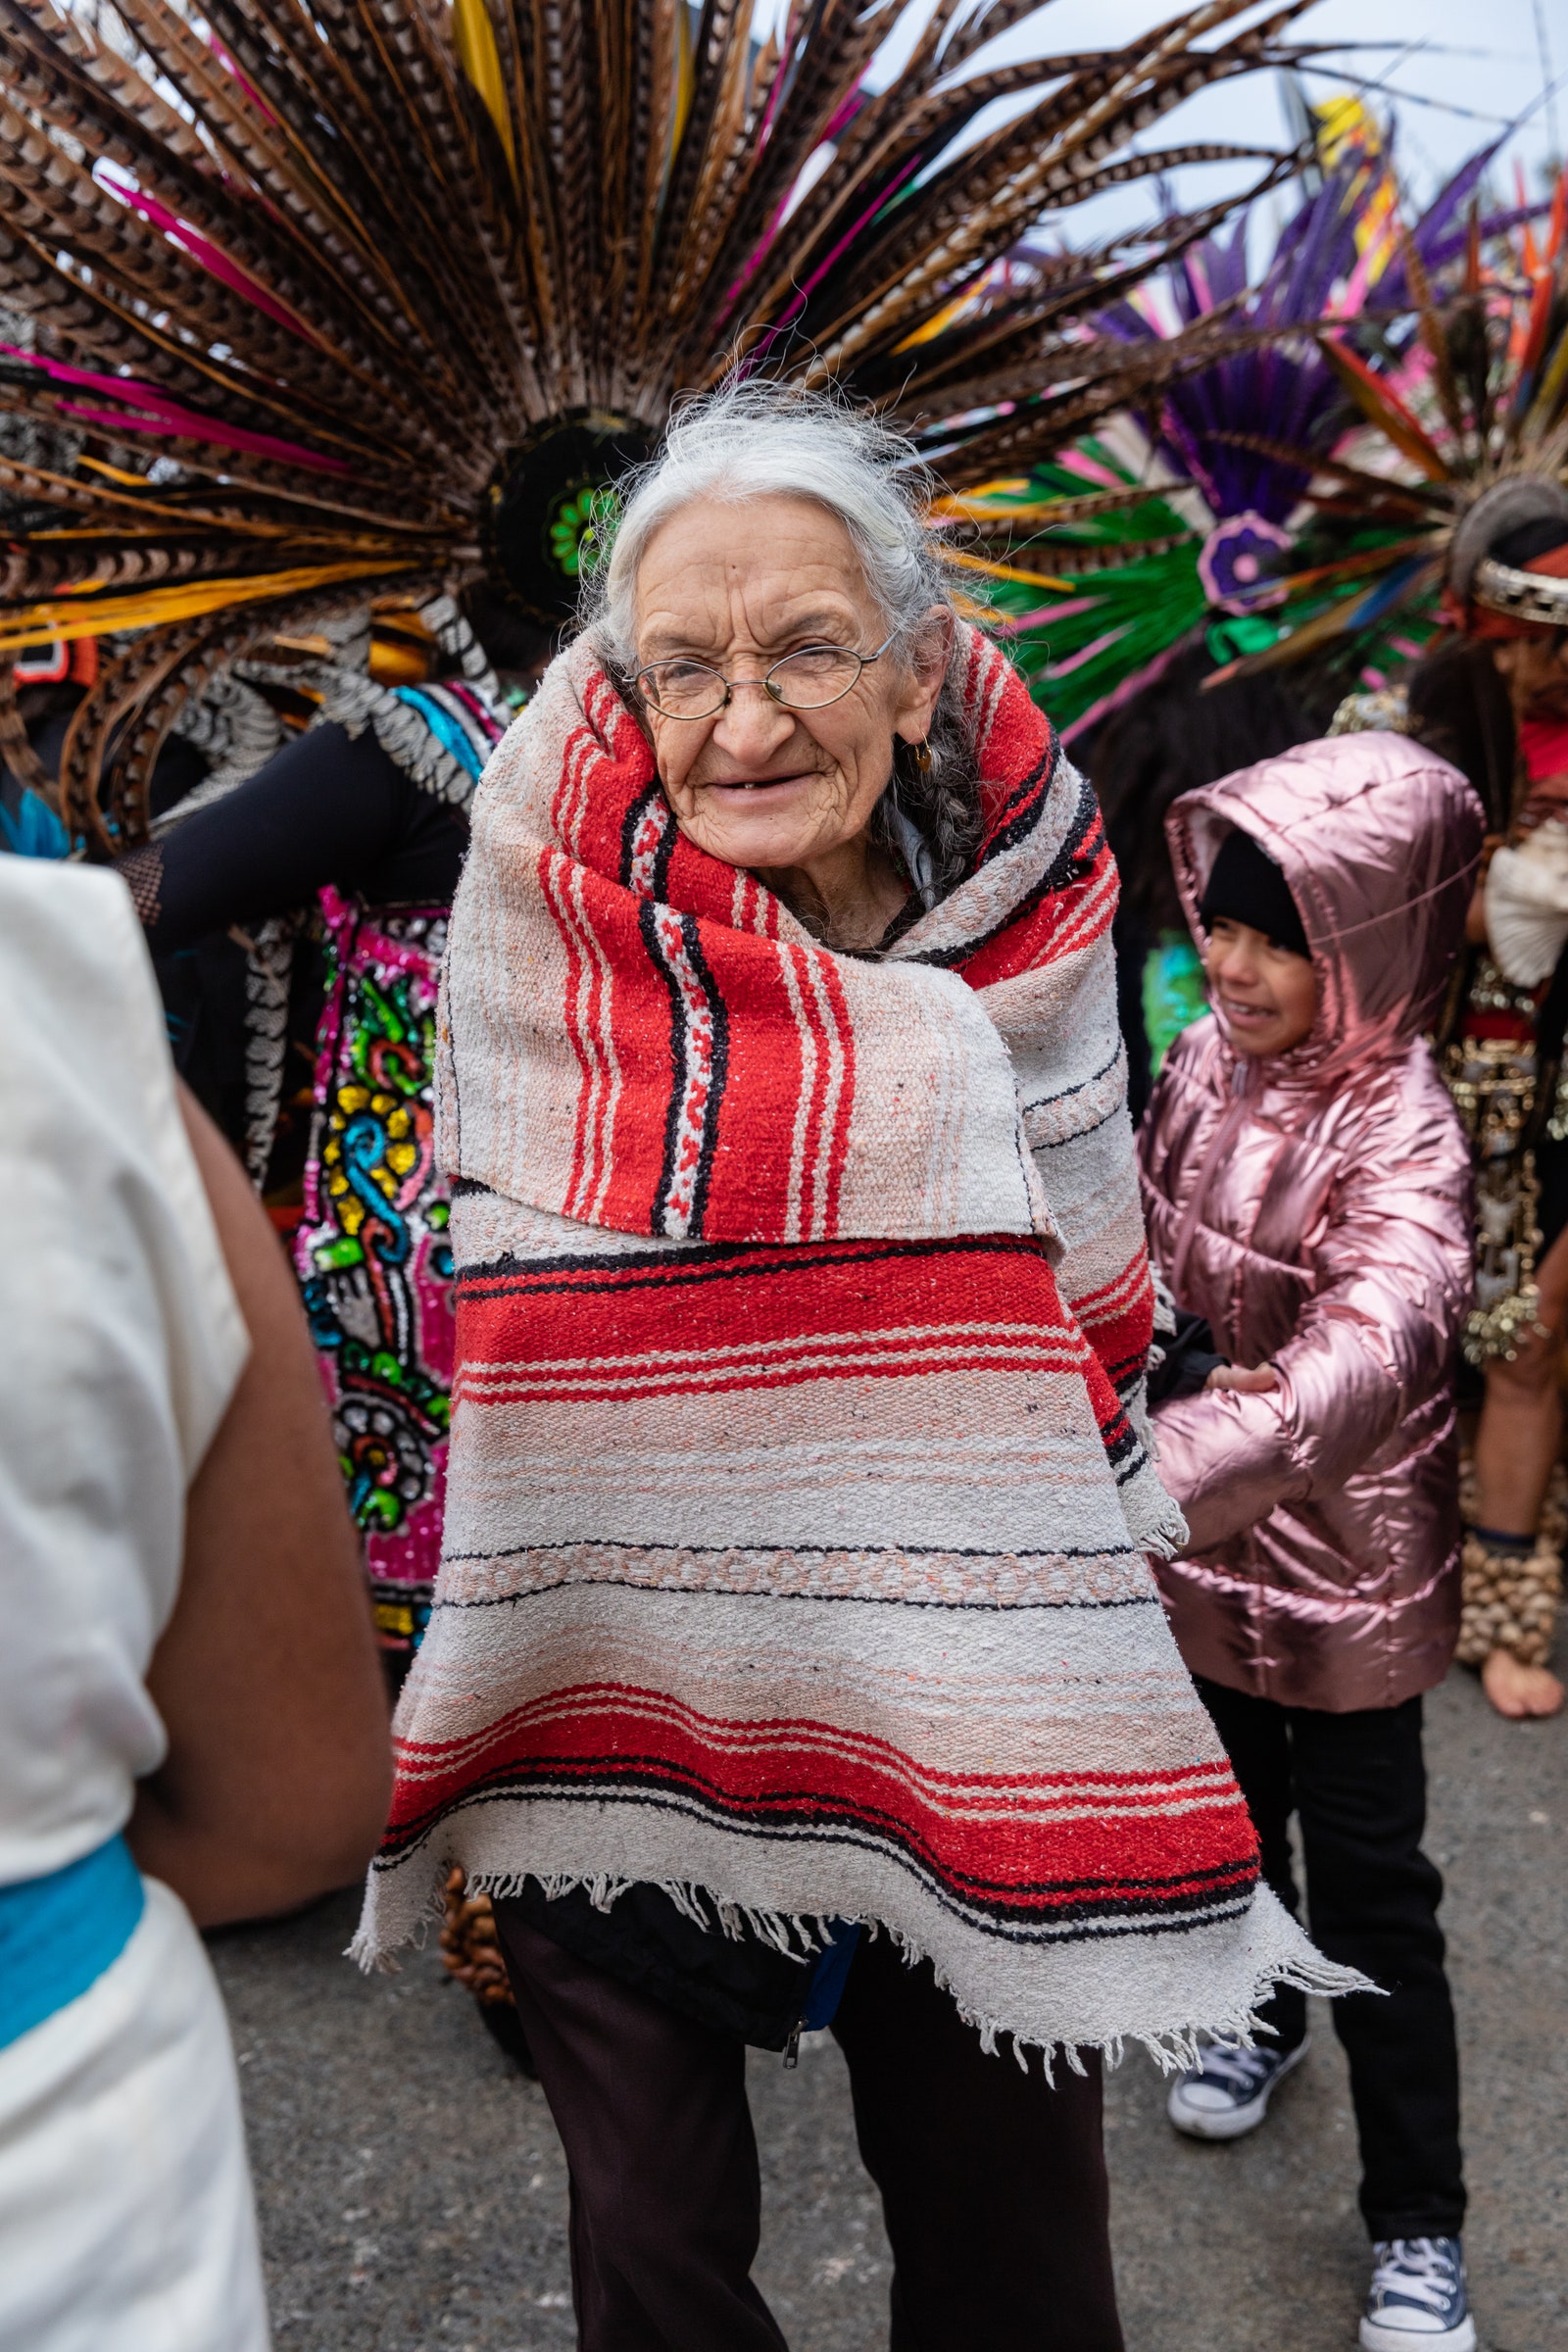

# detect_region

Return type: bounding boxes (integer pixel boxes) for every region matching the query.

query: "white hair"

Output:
[584,380,958,674]
[581,380,984,898]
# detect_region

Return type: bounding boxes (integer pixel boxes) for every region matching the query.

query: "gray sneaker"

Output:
[1360,2237,1475,2351]
[1165,2035,1308,2140]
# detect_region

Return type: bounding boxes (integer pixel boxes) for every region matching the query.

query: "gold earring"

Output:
[911,738,932,777]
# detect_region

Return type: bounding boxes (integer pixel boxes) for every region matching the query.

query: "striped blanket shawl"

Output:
[354,625,1348,2056]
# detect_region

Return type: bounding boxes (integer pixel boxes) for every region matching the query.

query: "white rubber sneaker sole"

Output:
[1359,2310,1476,2352]
[1165,2035,1310,2141]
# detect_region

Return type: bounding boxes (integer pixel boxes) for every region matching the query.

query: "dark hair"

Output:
[1405,637,1516,834]
[1493,515,1568,571]
[459,583,557,683]
[1089,648,1307,936]
[870,688,983,905]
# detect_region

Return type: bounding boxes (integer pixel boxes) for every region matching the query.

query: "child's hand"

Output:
[1204,1362,1280,1394]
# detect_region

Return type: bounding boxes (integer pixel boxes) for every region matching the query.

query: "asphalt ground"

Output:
[213,1646,1565,2352]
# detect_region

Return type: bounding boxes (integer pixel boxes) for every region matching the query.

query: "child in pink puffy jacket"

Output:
[1137,731,1483,2352]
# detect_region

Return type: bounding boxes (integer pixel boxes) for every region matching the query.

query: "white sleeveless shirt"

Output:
[0,859,247,1884]
[0,859,269,2352]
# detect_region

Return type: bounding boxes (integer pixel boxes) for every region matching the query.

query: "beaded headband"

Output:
[1472,555,1568,631]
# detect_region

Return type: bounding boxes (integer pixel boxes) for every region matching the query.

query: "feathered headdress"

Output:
[0,0,1314,846]
[1193,157,1568,689]
[928,108,1524,736]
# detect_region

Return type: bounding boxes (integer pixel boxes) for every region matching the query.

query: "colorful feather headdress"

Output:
[935,111,1554,736]
[1288,162,1568,662]
[0,0,1317,845]
[1189,156,1568,692]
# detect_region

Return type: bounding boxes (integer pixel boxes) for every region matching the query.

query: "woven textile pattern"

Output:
[355,627,1349,2055]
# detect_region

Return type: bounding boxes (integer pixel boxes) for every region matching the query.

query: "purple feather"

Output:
[1080,140,1503,527]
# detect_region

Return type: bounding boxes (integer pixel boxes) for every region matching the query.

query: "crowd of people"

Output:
[4,377,1567,2352]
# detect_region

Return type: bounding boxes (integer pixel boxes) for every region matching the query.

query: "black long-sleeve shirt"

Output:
[115,722,466,1174]
[120,721,466,952]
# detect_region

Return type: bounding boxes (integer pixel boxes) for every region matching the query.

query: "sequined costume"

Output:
[1408,522,1568,1693]
[296,891,453,1654]
[1441,955,1568,1367]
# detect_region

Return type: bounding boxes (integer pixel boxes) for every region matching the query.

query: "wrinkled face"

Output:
[1204,916,1318,1057]
[631,492,947,872]
[1493,631,1568,725]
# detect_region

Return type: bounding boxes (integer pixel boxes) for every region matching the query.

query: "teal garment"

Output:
[1143,933,1208,1078]
[0,1833,145,2051]
[0,784,70,859]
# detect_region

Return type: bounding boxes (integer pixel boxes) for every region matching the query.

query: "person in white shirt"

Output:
[0,858,392,2352]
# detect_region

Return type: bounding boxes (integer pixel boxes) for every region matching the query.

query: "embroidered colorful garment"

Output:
[295,890,454,1658]
[355,628,1349,2057]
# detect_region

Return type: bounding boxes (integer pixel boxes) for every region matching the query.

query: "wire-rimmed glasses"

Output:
[635,633,896,720]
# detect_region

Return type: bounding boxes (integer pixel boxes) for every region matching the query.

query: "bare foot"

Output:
[1481,1648,1566,1720]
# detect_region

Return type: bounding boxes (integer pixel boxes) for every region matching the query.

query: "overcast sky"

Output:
[855,0,1562,258]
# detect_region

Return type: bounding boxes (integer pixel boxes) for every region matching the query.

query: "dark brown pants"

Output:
[495,1907,1124,2352]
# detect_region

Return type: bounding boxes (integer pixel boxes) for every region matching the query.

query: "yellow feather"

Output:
[672,2,695,161]
[0,560,417,653]
[77,457,165,489]
[453,0,518,184]
[928,482,1033,514]
[939,549,1076,592]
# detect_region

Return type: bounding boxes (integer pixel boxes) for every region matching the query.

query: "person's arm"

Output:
[127,1083,392,1923]
[115,721,451,954]
[1152,1088,1473,1559]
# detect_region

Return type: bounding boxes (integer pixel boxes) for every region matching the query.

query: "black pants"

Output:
[1196,1678,1465,2240]
[495,1907,1123,2352]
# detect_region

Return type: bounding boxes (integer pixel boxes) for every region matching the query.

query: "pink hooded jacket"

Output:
[1139,732,1483,1711]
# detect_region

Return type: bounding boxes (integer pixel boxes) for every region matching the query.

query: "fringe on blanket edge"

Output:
[347,1867,1370,2081]
[1119,1457,1189,1563]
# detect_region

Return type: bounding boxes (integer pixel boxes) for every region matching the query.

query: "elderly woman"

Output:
[356,387,1347,2352]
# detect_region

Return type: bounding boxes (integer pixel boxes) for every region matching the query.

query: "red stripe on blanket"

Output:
[1068,1245,1153,1323]
[456,1341,1092,1407]
[960,818,1117,990]
[456,1234,1093,1386]
[817,951,856,1234]
[453,1233,1146,1475]
[382,1684,1261,1928]
[543,850,615,1224]
[777,942,854,1241]
[1067,1244,1156,1390]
